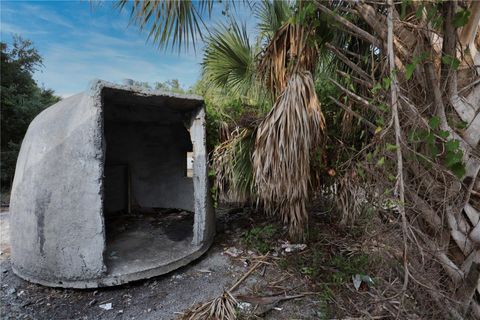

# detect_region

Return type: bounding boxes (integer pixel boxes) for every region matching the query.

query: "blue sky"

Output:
[1,1,256,98]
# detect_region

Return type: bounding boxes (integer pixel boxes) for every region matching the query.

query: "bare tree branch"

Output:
[315,2,381,47]
[388,0,409,293]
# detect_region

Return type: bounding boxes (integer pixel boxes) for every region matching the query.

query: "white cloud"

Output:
[0,22,49,36]
[3,1,207,96]
[35,42,201,97]
[22,4,75,29]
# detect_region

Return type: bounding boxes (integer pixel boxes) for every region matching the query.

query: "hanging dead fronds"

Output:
[212,128,255,204]
[218,121,231,143]
[253,71,325,241]
[257,22,317,98]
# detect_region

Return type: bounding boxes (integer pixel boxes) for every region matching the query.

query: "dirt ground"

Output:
[0,208,322,320]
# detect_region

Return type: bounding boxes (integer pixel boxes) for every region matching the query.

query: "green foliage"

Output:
[317,284,334,319]
[400,0,412,20]
[284,241,371,285]
[115,0,214,52]
[133,79,187,94]
[408,116,466,178]
[156,79,185,93]
[429,116,440,130]
[254,0,292,41]
[242,224,278,254]
[441,54,460,70]
[444,139,465,178]
[1,36,60,189]
[372,76,392,95]
[415,3,443,29]
[405,52,428,80]
[386,143,398,152]
[329,254,370,284]
[202,20,264,102]
[453,8,471,28]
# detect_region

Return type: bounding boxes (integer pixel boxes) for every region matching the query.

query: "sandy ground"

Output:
[0,209,321,320]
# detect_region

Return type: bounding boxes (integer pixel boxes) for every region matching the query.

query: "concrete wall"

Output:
[10,92,106,283]
[104,112,194,212]
[190,108,215,246]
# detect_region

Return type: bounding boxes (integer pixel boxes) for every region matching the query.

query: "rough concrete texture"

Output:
[9,80,214,288]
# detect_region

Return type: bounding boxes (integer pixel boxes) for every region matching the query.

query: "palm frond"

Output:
[254,0,292,42]
[257,22,317,98]
[212,128,255,204]
[180,291,237,320]
[202,20,260,100]
[115,0,213,51]
[253,71,325,241]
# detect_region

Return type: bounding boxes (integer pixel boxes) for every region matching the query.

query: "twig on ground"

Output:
[178,253,270,320]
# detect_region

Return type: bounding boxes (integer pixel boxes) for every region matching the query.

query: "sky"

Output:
[1,1,256,98]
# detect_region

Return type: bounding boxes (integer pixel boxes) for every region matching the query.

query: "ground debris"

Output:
[236,293,304,305]
[99,303,112,311]
[280,242,307,253]
[224,247,243,258]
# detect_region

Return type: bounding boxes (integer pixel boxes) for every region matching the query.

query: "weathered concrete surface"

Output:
[10,92,106,284]
[9,80,214,288]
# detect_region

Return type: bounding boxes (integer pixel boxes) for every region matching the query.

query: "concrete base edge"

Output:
[11,239,213,289]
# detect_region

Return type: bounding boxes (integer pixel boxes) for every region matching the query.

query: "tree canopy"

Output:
[1,36,60,189]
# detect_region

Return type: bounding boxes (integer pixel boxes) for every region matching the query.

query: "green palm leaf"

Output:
[254,0,292,42]
[115,0,213,51]
[201,20,261,100]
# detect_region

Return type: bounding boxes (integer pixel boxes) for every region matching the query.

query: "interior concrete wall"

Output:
[103,96,194,213]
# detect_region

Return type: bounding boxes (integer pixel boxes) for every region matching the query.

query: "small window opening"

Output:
[186,152,194,177]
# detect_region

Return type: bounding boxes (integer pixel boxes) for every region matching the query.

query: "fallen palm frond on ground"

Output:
[253,71,325,241]
[179,254,269,320]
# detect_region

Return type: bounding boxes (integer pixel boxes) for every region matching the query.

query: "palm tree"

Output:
[203,1,326,240]
[114,0,328,241]
[112,0,480,317]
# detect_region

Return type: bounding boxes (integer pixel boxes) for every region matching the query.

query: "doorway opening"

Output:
[102,88,196,276]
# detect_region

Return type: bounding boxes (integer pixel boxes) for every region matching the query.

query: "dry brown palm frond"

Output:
[179,254,269,320]
[218,121,231,143]
[212,128,255,204]
[253,71,325,241]
[336,169,363,226]
[180,291,237,320]
[257,22,317,98]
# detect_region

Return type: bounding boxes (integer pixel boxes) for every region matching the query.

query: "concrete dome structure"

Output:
[9,80,215,288]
